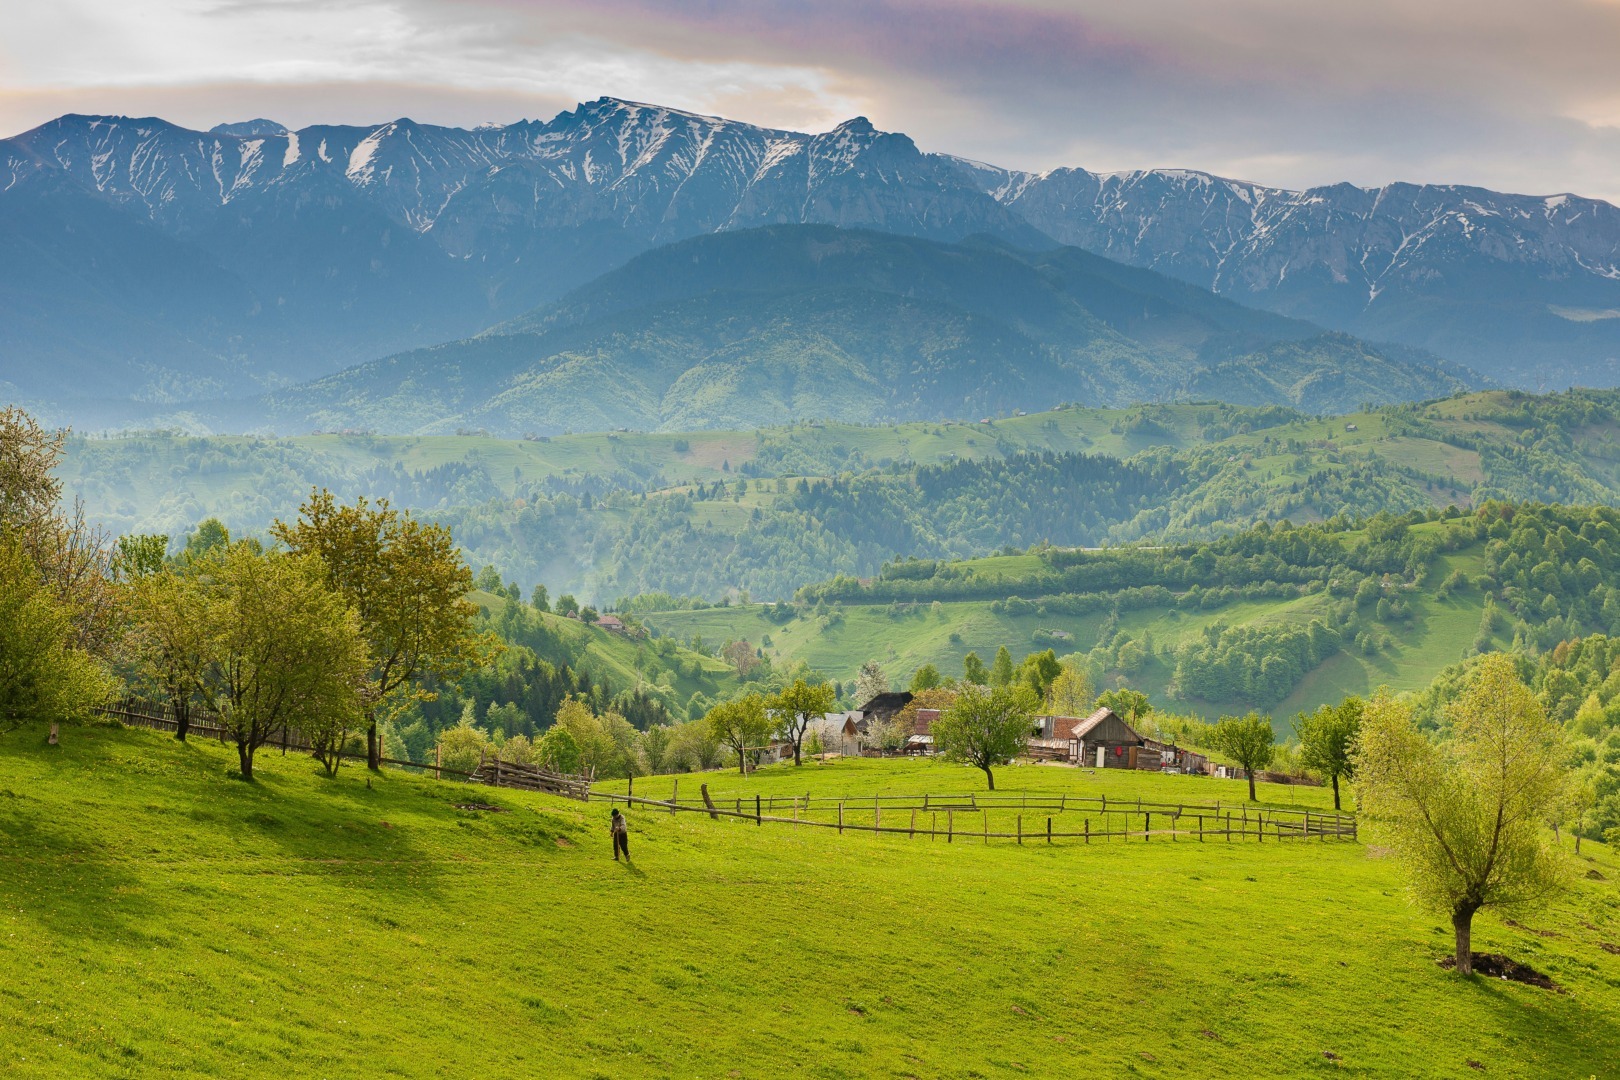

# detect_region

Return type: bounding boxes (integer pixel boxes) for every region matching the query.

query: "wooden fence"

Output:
[590,787,1356,844]
[95,700,591,799]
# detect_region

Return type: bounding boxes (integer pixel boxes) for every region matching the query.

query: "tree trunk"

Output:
[173,700,190,742]
[237,741,255,779]
[983,764,996,791]
[1331,773,1341,810]
[793,730,802,766]
[1452,903,1478,975]
[1247,769,1257,802]
[366,715,381,770]
[737,751,747,774]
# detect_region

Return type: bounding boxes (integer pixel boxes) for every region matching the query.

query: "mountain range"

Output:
[3,97,1617,423]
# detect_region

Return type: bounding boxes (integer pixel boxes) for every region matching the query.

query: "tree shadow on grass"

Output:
[1449,963,1620,1070]
[0,796,157,943]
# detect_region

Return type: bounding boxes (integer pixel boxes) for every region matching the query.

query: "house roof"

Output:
[1068,707,1138,742]
[857,691,914,716]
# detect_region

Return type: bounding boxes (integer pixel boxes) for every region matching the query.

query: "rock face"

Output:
[3,97,1618,407]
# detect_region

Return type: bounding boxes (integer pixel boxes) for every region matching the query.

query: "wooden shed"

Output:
[1065,707,1150,769]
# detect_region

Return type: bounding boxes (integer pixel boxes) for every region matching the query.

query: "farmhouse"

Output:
[806,711,865,757]
[595,613,626,633]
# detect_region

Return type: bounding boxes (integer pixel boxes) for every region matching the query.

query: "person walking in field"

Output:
[609,808,630,861]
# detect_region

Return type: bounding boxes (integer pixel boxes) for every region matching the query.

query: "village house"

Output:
[805,711,865,757]
[595,613,626,633]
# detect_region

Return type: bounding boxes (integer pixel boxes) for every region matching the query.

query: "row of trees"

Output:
[124,492,488,779]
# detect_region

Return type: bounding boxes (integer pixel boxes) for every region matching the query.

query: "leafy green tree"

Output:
[990,645,1015,687]
[530,584,550,613]
[438,710,490,776]
[0,536,114,733]
[1097,687,1152,723]
[1209,712,1276,801]
[555,594,580,618]
[1355,657,1573,976]
[769,679,837,766]
[273,491,487,769]
[909,663,942,692]
[192,543,369,779]
[536,725,581,774]
[129,565,209,740]
[933,683,1038,790]
[705,694,772,773]
[474,564,503,592]
[1295,696,1364,809]
[182,518,231,560]
[112,533,168,580]
[1046,663,1092,717]
[1017,649,1062,699]
[962,651,988,685]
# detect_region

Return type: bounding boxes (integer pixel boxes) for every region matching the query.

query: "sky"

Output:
[3,0,1620,201]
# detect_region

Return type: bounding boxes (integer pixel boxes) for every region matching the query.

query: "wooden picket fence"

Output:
[590,786,1356,845]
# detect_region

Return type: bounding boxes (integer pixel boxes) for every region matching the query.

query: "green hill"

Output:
[59,387,1620,609]
[4,722,1617,1078]
[641,503,1620,723]
[260,226,1473,435]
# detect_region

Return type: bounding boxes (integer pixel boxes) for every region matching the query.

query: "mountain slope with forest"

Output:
[260,226,1473,434]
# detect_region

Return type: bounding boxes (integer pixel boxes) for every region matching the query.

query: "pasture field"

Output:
[4,723,1619,1079]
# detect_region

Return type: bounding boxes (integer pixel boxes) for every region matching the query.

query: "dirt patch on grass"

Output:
[1437,953,1562,991]
[1600,942,1620,956]
[454,802,509,813]
[1505,919,1559,939]
[1585,868,1608,881]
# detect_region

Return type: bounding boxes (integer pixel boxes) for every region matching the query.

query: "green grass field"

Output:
[4,723,1619,1078]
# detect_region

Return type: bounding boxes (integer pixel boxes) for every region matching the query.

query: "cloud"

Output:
[3,0,1619,201]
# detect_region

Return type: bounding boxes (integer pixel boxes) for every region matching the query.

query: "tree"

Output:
[855,660,888,704]
[1,407,120,657]
[723,638,760,679]
[129,565,209,741]
[1046,663,1092,717]
[1295,697,1364,810]
[536,725,581,774]
[1209,712,1276,801]
[273,491,487,769]
[962,651,988,685]
[0,535,114,733]
[1017,649,1062,699]
[1097,687,1152,723]
[1354,657,1573,976]
[769,679,837,766]
[112,533,168,581]
[530,584,550,613]
[933,683,1038,790]
[909,664,942,692]
[989,645,1015,687]
[705,694,772,773]
[192,544,369,779]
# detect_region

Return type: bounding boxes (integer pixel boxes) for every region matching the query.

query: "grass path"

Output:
[3,724,1619,1078]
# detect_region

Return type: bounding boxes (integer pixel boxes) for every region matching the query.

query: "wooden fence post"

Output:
[910,808,916,838]
[1144,811,1150,841]
[755,794,762,826]
[1084,818,1090,844]
[1017,815,1023,845]
[931,811,937,840]
[1047,816,1052,844]
[947,809,953,843]
[671,779,679,814]
[838,803,844,834]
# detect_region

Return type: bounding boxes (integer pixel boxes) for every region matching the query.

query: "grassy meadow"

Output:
[4,722,1619,1079]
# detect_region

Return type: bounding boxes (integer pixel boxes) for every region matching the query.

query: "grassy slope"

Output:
[4,724,1619,1079]
[467,591,740,704]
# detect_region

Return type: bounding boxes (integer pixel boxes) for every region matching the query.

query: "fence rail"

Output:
[590,788,1356,844]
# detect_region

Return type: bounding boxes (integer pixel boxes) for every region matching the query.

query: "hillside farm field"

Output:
[4,725,1619,1078]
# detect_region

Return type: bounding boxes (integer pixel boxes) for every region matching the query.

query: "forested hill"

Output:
[62,387,1620,604]
[643,502,1620,723]
[261,226,1473,435]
